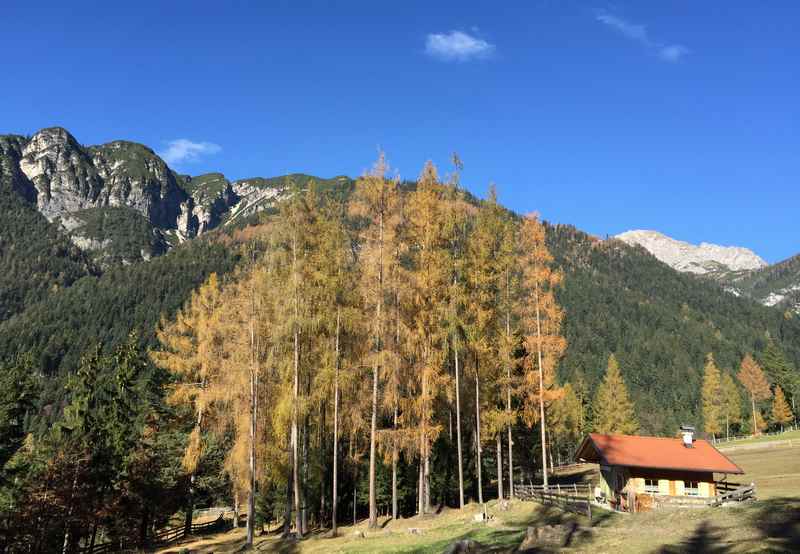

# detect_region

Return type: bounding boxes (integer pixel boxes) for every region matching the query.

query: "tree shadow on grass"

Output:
[747,497,800,552]
[656,521,730,554]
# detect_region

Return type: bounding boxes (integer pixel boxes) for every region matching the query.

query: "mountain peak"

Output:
[615,229,767,275]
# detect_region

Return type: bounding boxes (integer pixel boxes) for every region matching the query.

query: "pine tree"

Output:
[720,373,742,440]
[737,354,772,436]
[771,386,793,431]
[518,214,566,487]
[592,354,638,435]
[701,353,723,440]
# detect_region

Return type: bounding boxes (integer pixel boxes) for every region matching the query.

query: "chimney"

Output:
[680,425,695,448]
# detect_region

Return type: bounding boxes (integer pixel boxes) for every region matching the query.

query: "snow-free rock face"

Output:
[615,230,767,275]
[18,127,193,232]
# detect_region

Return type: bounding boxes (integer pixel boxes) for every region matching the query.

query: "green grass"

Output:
[716,428,800,448]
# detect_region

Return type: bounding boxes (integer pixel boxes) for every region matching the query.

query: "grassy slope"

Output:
[155,443,800,553]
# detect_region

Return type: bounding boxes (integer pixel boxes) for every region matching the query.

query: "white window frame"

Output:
[684,481,700,496]
[644,478,659,494]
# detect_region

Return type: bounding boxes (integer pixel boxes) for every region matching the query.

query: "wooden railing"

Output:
[78,514,226,553]
[708,482,756,506]
[514,483,593,523]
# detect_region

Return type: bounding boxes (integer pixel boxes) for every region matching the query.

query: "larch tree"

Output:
[311,191,359,536]
[518,214,566,488]
[272,179,319,537]
[402,161,450,514]
[592,354,639,435]
[443,157,470,509]
[771,386,793,431]
[737,354,772,436]
[348,153,402,529]
[497,203,519,498]
[548,383,583,464]
[151,272,225,535]
[466,185,515,501]
[701,353,723,441]
[214,255,274,547]
[720,373,742,440]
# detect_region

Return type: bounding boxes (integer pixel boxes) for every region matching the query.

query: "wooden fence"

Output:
[78,514,226,553]
[514,483,593,523]
[708,482,757,507]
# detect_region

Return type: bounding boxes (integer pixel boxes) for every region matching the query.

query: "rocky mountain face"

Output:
[0,127,301,266]
[615,230,767,275]
[615,229,799,313]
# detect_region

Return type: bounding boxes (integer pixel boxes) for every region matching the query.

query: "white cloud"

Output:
[596,12,688,63]
[159,139,221,166]
[425,30,495,62]
[659,44,690,62]
[596,14,648,43]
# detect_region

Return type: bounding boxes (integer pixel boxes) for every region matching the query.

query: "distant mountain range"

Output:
[616,230,800,313]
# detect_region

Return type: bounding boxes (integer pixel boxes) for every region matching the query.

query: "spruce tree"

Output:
[592,354,638,435]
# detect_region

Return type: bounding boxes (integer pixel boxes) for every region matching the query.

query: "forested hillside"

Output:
[0,138,96,322]
[550,225,800,433]
[728,253,800,313]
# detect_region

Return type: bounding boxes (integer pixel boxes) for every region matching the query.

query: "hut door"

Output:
[669,480,676,496]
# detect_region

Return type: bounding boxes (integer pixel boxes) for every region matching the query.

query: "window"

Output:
[644,479,659,494]
[684,481,700,496]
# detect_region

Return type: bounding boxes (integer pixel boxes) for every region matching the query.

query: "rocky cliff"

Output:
[0,127,296,265]
[615,229,767,275]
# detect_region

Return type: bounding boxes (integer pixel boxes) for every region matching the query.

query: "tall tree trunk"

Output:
[283,462,293,536]
[392,405,398,521]
[184,407,203,537]
[418,455,424,515]
[302,415,309,534]
[475,369,483,505]
[454,342,465,509]
[246,298,258,546]
[505,284,514,500]
[496,433,504,500]
[369,361,378,528]
[368,212,384,529]
[332,309,340,536]
[535,281,548,488]
[392,290,400,521]
[292,232,303,536]
[751,394,757,435]
[292,329,302,535]
[61,464,79,554]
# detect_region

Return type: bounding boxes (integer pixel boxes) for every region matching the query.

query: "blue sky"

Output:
[2,2,798,262]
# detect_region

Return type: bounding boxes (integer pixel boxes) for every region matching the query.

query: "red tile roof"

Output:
[575,433,744,474]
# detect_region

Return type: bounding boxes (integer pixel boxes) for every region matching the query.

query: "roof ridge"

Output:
[590,432,710,443]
